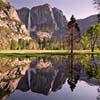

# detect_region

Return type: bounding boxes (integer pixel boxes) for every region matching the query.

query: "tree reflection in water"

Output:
[67,54,81,92]
[80,54,99,100]
[0,55,100,100]
[87,54,98,79]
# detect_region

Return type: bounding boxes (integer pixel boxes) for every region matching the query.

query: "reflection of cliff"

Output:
[0,57,31,100]
[0,56,100,100]
[17,57,67,95]
[0,77,22,100]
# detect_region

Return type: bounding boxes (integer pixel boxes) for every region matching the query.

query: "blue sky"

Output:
[8,0,97,20]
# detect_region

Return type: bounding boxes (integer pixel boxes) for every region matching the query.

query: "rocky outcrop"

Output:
[77,14,98,34]
[1,0,7,4]
[16,4,68,40]
[30,4,68,32]
[30,4,68,40]
[0,1,40,50]
[0,2,29,35]
[0,5,29,37]
[17,7,30,28]
[30,4,58,32]
[52,7,67,30]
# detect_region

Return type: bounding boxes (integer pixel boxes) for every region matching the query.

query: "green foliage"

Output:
[18,39,25,50]
[10,39,18,50]
[81,54,100,79]
[0,37,10,50]
[80,35,90,50]
[80,55,90,69]
[18,39,39,50]
[96,69,100,79]
[87,24,100,38]
[86,23,100,51]
[0,26,20,36]
[0,26,14,34]
[97,43,100,49]
[28,39,39,50]
[39,38,67,50]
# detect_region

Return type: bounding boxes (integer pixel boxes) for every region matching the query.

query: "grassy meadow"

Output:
[0,50,100,57]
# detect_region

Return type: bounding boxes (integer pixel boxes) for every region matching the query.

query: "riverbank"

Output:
[0,50,100,57]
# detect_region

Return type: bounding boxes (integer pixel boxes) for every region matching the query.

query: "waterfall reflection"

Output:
[0,55,100,100]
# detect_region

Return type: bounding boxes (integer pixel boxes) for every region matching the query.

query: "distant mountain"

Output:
[16,3,99,40]
[77,14,98,34]
[17,3,99,40]
[17,4,68,40]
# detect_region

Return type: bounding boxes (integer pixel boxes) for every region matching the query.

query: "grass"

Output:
[0,50,100,57]
[0,50,68,57]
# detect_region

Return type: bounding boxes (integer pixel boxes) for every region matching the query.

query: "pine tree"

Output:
[67,15,80,53]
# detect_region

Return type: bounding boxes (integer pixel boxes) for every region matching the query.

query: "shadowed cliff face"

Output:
[17,57,67,95]
[30,4,58,32]
[30,4,67,32]
[17,4,68,40]
[17,7,30,28]
[52,8,67,30]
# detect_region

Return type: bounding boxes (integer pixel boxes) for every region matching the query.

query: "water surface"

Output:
[0,55,100,100]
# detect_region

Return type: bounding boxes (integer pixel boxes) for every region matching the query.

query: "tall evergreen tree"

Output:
[66,15,80,80]
[67,15,80,53]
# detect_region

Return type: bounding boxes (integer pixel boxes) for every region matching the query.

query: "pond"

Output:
[0,54,100,100]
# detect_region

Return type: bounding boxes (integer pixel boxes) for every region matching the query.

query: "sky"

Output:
[8,0,98,20]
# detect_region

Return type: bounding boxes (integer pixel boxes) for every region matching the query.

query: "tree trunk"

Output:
[91,46,94,53]
[70,27,74,54]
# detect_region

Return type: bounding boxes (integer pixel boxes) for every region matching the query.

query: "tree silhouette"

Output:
[67,15,80,53]
[67,55,80,92]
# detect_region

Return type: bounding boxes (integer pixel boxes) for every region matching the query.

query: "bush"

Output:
[10,39,18,50]
[18,39,25,50]
[0,37,11,50]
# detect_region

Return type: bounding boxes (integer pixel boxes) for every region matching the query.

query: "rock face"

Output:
[0,1,39,50]
[30,4,67,40]
[1,0,7,4]
[0,1,29,37]
[30,4,58,32]
[52,7,67,30]
[17,7,30,28]
[77,14,98,34]
[17,4,67,40]
[30,4,68,32]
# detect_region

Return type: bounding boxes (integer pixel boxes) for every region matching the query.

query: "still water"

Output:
[0,55,100,100]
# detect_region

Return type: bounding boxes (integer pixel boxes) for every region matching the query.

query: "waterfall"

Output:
[27,68,36,88]
[28,12,31,31]
[27,69,31,88]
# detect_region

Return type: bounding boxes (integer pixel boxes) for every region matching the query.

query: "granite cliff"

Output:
[17,4,68,40]
[0,0,39,50]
